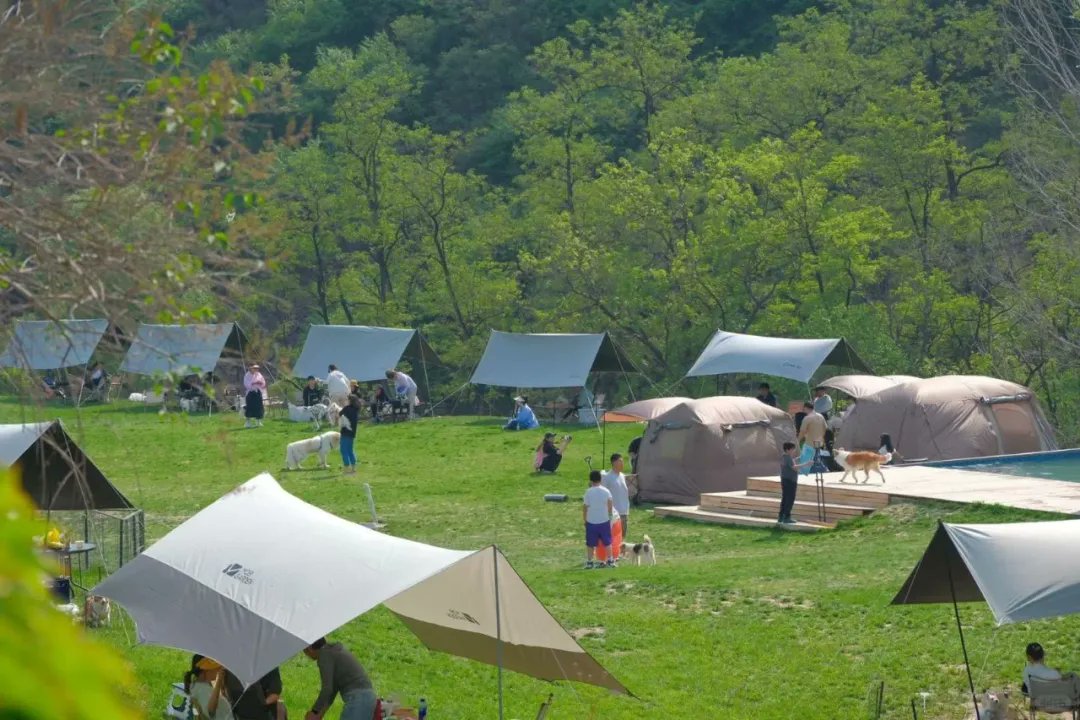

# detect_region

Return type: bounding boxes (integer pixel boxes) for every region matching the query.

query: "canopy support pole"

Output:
[947,551,980,718]
[493,545,505,720]
[418,328,433,419]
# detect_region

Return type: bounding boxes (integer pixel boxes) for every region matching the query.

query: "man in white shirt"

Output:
[601,453,630,538]
[583,470,614,569]
[326,364,351,407]
[812,386,833,418]
[385,368,418,418]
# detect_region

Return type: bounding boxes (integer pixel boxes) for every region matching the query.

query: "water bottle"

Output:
[418,698,428,719]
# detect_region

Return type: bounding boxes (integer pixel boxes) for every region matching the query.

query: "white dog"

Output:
[285,431,341,470]
[287,403,328,431]
[84,595,112,628]
[619,534,657,566]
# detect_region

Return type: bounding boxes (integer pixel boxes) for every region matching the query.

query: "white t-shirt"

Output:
[393,372,417,394]
[601,470,630,515]
[583,485,613,525]
[326,370,350,398]
[1024,662,1061,689]
[189,681,236,720]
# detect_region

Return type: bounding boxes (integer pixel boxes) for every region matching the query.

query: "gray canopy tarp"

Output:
[893,520,1080,625]
[0,319,111,370]
[120,323,246,376]
[292,325,438,382]
[470,330,635,388]
[686,330,872,383]
[0,421,133,511]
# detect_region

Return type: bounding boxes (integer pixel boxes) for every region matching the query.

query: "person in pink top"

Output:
[243,363,267,428]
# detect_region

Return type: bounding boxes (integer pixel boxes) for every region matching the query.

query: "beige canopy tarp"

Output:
[603,397,691,423]
[95,474,628,695]
[637,396,796,505]
[836,375,1057,460]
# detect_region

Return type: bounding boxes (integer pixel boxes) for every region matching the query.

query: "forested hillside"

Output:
[4,0,1079,439]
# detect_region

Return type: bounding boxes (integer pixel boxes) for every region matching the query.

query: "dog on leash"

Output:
[619,535,657,566]
[285,431,341,470]
[833,448,891,484]
[84,595,112,628]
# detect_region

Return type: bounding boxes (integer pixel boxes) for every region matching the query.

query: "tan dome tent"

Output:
[836,376,1057,460]
[637,397,796,505]
[818,374,916,400]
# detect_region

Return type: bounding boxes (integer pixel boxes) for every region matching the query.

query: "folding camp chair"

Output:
[1029,674,1080,719]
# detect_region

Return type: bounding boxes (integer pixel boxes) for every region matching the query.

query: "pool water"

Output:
[928,449,1080,482]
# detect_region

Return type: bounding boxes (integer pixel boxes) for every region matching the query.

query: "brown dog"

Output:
[833,449,890,484]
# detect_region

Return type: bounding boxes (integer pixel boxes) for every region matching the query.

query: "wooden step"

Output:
[653,505,827,532]
[699,491,875,521]
[746,476,890,509]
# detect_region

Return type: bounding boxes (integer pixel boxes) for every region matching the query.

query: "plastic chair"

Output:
[1030,674,1080,718]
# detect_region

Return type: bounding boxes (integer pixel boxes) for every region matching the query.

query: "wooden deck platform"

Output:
[653,464,1080,531]
[749,464,1080,516]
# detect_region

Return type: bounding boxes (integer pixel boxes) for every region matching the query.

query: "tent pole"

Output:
[947,553,980,717]
[493,545,505,720]
[418,328,433,419]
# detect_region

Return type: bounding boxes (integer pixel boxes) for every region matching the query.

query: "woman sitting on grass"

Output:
[535,432,572,473]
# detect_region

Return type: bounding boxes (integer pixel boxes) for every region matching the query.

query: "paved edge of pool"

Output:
[923,447,1080,468]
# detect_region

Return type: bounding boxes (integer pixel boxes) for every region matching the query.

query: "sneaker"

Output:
[583,561,595,570]
[781,518,798,525]
[605,559,615,568]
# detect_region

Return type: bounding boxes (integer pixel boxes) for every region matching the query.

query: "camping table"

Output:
[48,542,97,591]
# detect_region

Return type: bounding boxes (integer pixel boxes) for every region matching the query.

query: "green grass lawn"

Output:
[4,398,1079,720]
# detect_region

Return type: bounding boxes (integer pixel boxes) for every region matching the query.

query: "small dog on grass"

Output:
[833,448,891,484]
[619,534,657,566]
[84,595,112,628]
[285,431,341,470]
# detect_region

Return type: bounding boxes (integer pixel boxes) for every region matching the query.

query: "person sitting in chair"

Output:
[185,656,234,720]
[1022,642,1061,695]
[505,396,540,431]
[302,376,322,407]
[370,385,390,423]
[178,374,201,401]
[535,432,572,473]
[86,362,107,391]
[41,370,69,400]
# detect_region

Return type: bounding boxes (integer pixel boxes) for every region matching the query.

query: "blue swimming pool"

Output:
[925,448,1080,482]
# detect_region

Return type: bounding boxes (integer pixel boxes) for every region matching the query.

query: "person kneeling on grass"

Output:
[303,637,377,720]
[778,441,812,525]
[535,432,572,473]
[583,470,614,569]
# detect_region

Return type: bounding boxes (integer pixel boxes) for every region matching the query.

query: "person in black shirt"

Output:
[537,432,572,473]
[339,394,361,474]
[302,376,322,407]
[224,667,283,720]
[628,435,642,474]
[756,382,778,408]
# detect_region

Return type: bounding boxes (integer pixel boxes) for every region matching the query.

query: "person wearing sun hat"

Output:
[243,363,267,428]
[184,655,236,720]
[504,395,539,431]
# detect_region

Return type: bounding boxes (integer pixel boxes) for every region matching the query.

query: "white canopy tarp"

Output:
[93,474,627,693]
[0,319,110,370]
[685,330,872,383]
[120,323,244,376]
[470,330,634,389]
[293,325,437,382]
[893,520,1080,624]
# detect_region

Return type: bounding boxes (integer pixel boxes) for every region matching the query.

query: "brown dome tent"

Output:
[836,375,1057,460]
[637,397,796,505]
